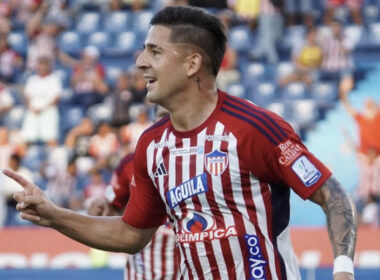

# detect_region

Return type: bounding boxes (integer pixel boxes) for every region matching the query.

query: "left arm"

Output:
[309,177,357,280]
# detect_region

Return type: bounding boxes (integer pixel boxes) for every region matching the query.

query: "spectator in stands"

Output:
[42,157,81,209]
[26,1,75,72]
[355,147,380,219]
[360,194,380,228]
[70,46,109,112]
[109,71,134,128]
[21,56,62,146]
[10,0,42,29]
[130,69,147,104]
[65,117,94,158]
[279,27,323,87]
[121,105,152,154]
[0,2,12,34]
[324,0,363,25]
[0,127,26,170]
[215,12,241,91]
[233,0,260,23]
[83,169,107,209]
[0,83,14,125]
[89,122,119,169]
[248,0,283,64]
[0,33,23,83]
[320,20,355,95]
[0,153,34,227]
[122,0,150,10]
[340,81,380,154]
[284,0,313,27]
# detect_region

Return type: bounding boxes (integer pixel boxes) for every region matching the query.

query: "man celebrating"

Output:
[8,6,356,280]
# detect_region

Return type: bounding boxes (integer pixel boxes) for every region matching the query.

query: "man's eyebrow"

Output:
[143,43,163,51]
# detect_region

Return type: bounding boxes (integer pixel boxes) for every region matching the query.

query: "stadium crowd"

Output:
[0,0,379,229]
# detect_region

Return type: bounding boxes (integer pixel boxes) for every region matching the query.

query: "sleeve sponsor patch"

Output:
[291,155,321,187]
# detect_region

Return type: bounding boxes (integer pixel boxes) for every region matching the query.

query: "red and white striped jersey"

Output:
[123,90,332,280]
[106,154,180,280]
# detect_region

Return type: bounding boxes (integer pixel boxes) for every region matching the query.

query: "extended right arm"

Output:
[7,169,156,254]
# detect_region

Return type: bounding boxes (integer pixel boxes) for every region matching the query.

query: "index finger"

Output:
[3,169,33,189]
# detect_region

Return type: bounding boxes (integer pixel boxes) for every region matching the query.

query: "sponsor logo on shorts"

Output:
[245,234,267,280]
[291,155,321,187]
[166,173,208,209]
[278,140,303,165]
[177,211,237,243]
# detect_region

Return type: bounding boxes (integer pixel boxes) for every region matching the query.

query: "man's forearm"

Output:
[51,207,152,254]
[322,178,357,258]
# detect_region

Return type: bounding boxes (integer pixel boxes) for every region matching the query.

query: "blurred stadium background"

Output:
[0,0,380,279]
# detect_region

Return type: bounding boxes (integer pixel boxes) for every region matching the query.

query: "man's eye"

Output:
[152,50,159,55]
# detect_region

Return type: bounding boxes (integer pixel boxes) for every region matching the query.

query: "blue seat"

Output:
[132,11,154,35]
[226,83,245,98]
[86,32,111,53]
[310,81,337,109]
[343,25,365,49]
[60,106,84,134]
[251,82,277,106]
[58,31,82,56]
[105,31,139,56]
[87,103,112,124]
[3,106,24,129]
[228,25,252,53]
[22,145,47,171]
[363,5,380,25]
[7,32,27,56]
[280,25,305,53]
[289,99,319,128]
[75,12,101,34]
[104,11,131,33]
[243,62,267,85]
[282,82,307,101]
[368,22,380,48]
[105,65,122,87]
[275,62,294,81]
[266,102,288,119]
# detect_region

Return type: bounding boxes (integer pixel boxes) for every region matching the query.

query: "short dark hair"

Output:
[150,6,227,76]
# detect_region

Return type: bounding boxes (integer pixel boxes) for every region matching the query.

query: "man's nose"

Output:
[136,51,149,70]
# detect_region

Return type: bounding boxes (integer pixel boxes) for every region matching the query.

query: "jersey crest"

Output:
[204,149,229,176]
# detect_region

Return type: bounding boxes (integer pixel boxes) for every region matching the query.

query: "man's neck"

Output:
[168,85,218,132]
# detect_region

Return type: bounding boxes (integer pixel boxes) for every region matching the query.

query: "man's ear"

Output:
[184,53,202,77]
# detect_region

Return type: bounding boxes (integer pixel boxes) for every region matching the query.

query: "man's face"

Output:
[136,25,189,105]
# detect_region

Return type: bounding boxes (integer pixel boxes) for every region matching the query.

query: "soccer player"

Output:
[8,6,356,280]
[87,153,179,280]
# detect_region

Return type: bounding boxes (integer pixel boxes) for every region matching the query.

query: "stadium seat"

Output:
[368,22,380,48]
[54,67,71,88]
[103,11,132,34]
[105,31,139,56]
[3,106,24,129]
[243,62,267,85]
[58,31,82,56]
[75,12,101,34]
[22,145,47,171]
[7,32,27,56]
[132,10,154,35]
[280,25,305,53]
[363,5,379,25]
[105,65,122,87]
[344,25,365,49]
[310,81,338,109]
[86,32,111,53]
[60,106,84,134]
[251,82,276,106]
[226,83,245,98]
[228,25,252,53]
[334,6,350,24]
[87,103,112,124]
[282,82,307,101]
[289,99,319,128]
[275,62,294,81]
[266,102,286,119]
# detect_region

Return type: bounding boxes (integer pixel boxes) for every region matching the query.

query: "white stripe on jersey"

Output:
[250,176,279,280]
[277,225,301,280]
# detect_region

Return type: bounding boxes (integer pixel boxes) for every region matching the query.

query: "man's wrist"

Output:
[333,255,354,275]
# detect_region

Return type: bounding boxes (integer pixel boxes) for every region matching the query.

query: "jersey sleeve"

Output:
[251,113,332,199]
[122,140,167,228]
